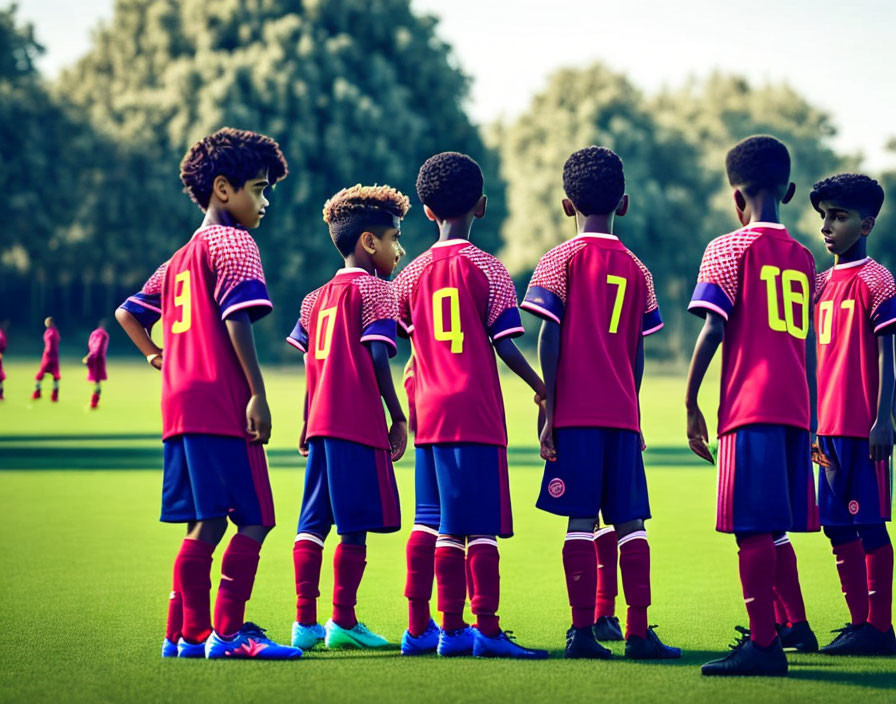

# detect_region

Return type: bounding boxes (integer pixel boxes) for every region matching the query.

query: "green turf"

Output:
[1,357,894,703]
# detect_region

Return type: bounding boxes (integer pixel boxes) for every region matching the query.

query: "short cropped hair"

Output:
[725,135,790,194]
[180,127,288,209]
[810,173,884,218]
[323,184,410,257]
[562,146,625,216]
[416,152,484,219]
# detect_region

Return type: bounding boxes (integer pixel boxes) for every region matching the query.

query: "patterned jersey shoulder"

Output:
[815,267,834,299]
[142,261,170,296]
[623,248,659,314]
[696,229,764,303]
[457,245,519,327]
[202,225,266,285]
[527,238,590,304]
[352,275,399,330]
[858,259,896,314]
[299,286,325,333]
[393,251,434,331]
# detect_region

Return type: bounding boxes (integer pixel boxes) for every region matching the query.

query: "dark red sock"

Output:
[332,543,366,629]
[435,540,467,631]
[213,533,261,638]
[866,543,894,632]
[832,539,868,626]
[293,537,324,624]
[165,560,183,643]
[738,534,777,647]
[466,552,475,603]
[774,537,807,624]
[468,539,501,636]
[594,527,618,620]
[619,532,650,639]
[174,538,215,643]
[772,591,788,627]
[405,529,437,636]
[563,534,597,629]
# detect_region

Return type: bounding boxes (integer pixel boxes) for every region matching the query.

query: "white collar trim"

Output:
[431,239,469,248]
[575,232,619,241]
[834,257,869,270]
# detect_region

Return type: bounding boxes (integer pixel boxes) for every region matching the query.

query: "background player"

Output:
[0,320,8,400]
[33,316,60,402]
[810,173,896,655]
[116,127,300,660]
[288,184,408,651]
[394,151,548,659]
[685,135,819,676]
[82,320,109,409]
[523,146,679,660]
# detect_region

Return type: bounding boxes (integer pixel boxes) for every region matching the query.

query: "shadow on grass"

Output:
[788,666,896,689]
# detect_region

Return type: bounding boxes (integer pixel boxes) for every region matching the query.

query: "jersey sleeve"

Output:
[467,250,524,342]
[358,277,399,357]
[521,244,573,325]
[207,227,273,322]
[119,261,168,329]
[687,235,744,320]
[286,290,319,353]
[639,262,663,336]
[862,264,896,334]
[393,255,428,336]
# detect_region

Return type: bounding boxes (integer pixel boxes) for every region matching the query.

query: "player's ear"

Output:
[423,205,439,223]
[360,231,378,254]
[212,175,230,203]
[473,194,487,219]
[732,189,748,225]
[782,182,796,205]
[861,215,876,236]
[562,198,576,218]
[616,194,629,217]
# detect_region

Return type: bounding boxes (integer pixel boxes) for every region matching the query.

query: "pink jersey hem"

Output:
[221,299,274,320]
[360,334,398,348]
[687,300,730,320]
[520,300,561,324]
[874,316,896,333]
[127,296,162,314]
[492,326,525,341]
[286,337,306,353]
[642,322,664,336]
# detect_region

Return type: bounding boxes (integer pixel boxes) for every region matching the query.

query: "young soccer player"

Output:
[810,174,896,655]
[288,184,408,651]
[685,135,820,677]
[522,146,679,660]
[82,320,109,409]
[116,127,300,660]
[0,320,8,400]
[394,151,548,659]
[32,316,60,401]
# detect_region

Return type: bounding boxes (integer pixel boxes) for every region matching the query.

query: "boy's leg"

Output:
[772,533,808,626]
[178,518,228,643]
[213,526,269,638]
[293,533,326,626]
[594,524,618,621]
[405,446,441,637]
[91,382,101,408]
[616,521,650,640]
[860,524,893,633]
[332,532,367,629]
[736,532,778,647]
[435,534,467,632]
[564,518,598,629]
[467,536,500,636]
[824,525,867,626]
[33,371,43,398]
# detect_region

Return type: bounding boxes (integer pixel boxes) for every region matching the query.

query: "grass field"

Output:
[1,356,894,703]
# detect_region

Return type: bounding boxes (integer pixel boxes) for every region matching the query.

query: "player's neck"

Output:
[342,253,376,275]
[200,204,241,229]
[578,213,614,236]
[436,217,472,242]
[744,194,781,225]
[836,238,867,264]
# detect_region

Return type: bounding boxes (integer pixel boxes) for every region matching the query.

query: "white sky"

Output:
[17,0,896,171]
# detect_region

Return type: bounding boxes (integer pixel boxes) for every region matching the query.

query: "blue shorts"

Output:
[818,436,892,526]
[536,427,650,523]
[413,447,441,528]
[716,424,819,534]
[417,443,513,538]
[298,437,401,537]
[161,434,275,526]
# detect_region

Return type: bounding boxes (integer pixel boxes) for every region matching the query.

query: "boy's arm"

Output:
[224,311,270,445]
[115,308,163,370]
[684,311,726,463]
[534,320,560,461]
[369,341,407,461]
[298,389,310,457]
[870,333,896,461]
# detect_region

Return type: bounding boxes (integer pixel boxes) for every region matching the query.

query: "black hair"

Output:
[416,152,484,219]
[810,173,884,218]
[180,127,288,210]
[562,146,625,216]
[323,185,410,258]
[725,135,791,194]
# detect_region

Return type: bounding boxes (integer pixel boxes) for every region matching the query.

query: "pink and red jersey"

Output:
[0,328,6,382]
[119,224,273,440]
[815,257,896,437]
[288,269,398,450]
[688,223,816,435]
[522,233,662,432]
[41,327,60,363]
[393,240,524,446]
[85,327,109,382]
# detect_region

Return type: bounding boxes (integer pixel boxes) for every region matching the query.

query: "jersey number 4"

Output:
[171,271,192,334]
[760,266,810,339]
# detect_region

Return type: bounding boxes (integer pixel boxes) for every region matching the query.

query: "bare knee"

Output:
[613,519,645,540]
[186,517,228,545]
[238,524,273,544]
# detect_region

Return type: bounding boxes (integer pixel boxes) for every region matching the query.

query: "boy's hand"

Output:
[869,419,895,462]
[533,380,547,408]
[298,422,309,457]
[246,394,271,445]
[639,431,647,452]
[81,355,89,365]
[810,436,831,468]
[540,419,557,462]
[389,420,408,462]
[149,353,163,370]
[686,404,713,464]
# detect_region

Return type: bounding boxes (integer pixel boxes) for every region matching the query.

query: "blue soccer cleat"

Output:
[162,638,178,658]
[473,629,549,659]
[205,622,303,660]
[401,619,440,656]
[437,626,476,657]
[177,637,206,658]
[291,621,325,650]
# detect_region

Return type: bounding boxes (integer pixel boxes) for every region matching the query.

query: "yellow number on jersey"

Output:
[606,275,628,334]
[314,306,338,359]
[171,271,192,334]
[817,299,855,346]
[433,287,464,353]
[759,265,809,339]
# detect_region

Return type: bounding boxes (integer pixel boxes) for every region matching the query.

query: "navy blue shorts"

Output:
[818,436,892,526]
[161,434,275,526]
[413,446,441,528]
[716,424,819,534]
[536,428,651,523]
[297,437,401,537]
[417,443,513,538]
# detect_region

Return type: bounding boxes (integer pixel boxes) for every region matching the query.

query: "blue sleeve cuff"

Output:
[119,294,162,329]
[873,297,896,335]
[642,309,664,335]
[286,319,308,353]
[489,307,525,342]
[521,286,564,324]
[362,319,398,357]
[220,280,273,322]
[688,282,733,320]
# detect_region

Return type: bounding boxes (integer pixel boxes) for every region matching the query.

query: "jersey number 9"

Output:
[171,271,192,334]
[433,288,464,353]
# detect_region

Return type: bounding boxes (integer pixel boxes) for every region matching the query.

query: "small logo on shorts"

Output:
[848,500,860,515]
[548,478,565,498]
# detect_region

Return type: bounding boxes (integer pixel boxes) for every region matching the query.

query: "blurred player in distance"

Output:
[0,320,8,400]
[33,316,61,402]
[82,320,109,409]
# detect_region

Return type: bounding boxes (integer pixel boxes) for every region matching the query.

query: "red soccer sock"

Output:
[174,538,215,643]
[435,539,467,632]
[213,533,261,638]
[866,543,894,632]
[293,535,324,624]
[774,535,807,624]
[332,543,366,630]
[832,539,868,626]
[165,562,183,644]
[468,539,501,637]
[563,533,597,629]
[738,534,777,647]
[772,591,788,627]
[594,527,618,620]
[404,528,437,636]
[619,531,650,639]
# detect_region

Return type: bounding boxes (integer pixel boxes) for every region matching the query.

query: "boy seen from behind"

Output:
[33,316,60,402]
[82,320,108,409]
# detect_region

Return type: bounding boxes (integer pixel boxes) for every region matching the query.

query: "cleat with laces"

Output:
[324,618,389,649]
[177,637,207,658]
[437,626,475,657]
[162,638,178,658]
[205,622,303,659]
[473,629,549,659]
[701,626,787,677]
[625,626,682,659]
[402,619,440,656]
[593,615,624,642]
[566,625,612,659]
[291,621,325,650]
[777,620,818,652]
[819,623,864,654]
[821,623,896,656]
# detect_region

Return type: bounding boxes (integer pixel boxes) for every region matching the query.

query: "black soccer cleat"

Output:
[819,623,864,655]
[777,620,818,652]
[593,616,624,642]
[625,626,681,660]
[565,626,613,659]
[701,627,788,677]
[820,623,896,656]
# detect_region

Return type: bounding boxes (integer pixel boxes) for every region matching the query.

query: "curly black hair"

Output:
[323,184,410,258]
[180,127,288,210]
[416,152,484,219]
[725,135,790,195]
[562,146,625,216]
[810,173,884,218]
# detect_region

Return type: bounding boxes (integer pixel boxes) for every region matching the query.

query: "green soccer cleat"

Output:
[324,618,389,649]
[292,621,326,650]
